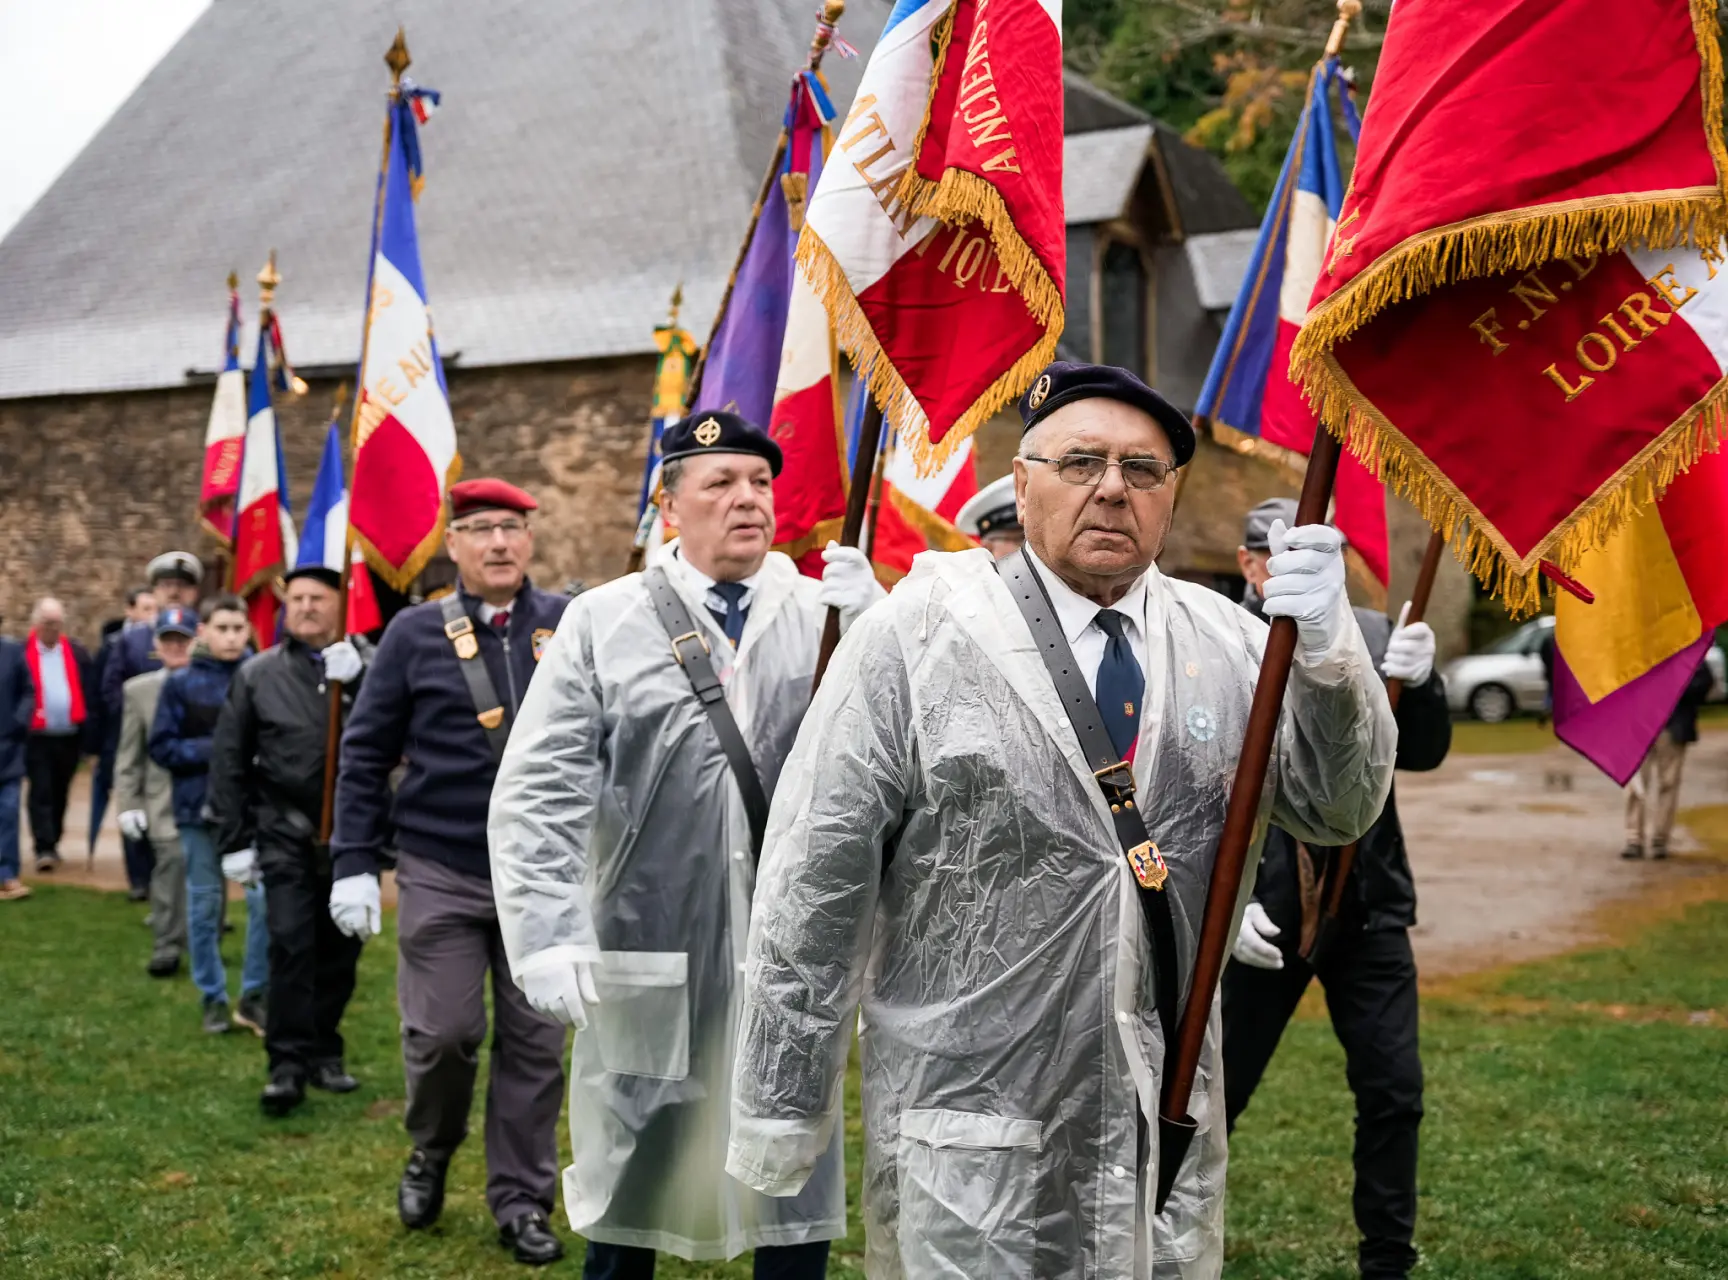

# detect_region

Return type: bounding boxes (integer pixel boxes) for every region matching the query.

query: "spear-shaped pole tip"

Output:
[668,282,684,324]
[331,381,351,418]
[257,250,281,308]
[226,270,238,291]
[385,27,411,85]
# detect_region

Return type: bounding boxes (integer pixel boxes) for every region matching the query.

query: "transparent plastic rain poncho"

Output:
[728,548,1395,1279]
[488,551,846,1259]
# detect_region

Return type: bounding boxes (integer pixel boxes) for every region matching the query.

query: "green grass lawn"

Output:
[3,886,1724,1278]
[1447,704,1728,756]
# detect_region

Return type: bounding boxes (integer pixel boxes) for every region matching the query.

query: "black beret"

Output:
[284,564,343,590]
[1018,362,1196,467]
[661,410,783,477]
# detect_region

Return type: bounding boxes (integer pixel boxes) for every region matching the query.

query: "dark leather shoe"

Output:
[146,954,181,978]
[498,1211,564,1266]
[310,1062,360,1093]
[398,1150,447,1230]
[260,1069,305,1118]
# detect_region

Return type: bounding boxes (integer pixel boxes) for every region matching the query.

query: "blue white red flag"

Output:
[1195,59,1389,586]
[691,66,848,578]
[349,76,458,590]
[233,324,297,644]
[298,419,384,635]
[199,281,246,543]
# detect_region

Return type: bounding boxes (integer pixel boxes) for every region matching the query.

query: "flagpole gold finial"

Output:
[668,282,684,325]
[257,250,281,310]
[331,381,351,419]
[385,27,412,87]
[808,0,844,68]
[226,270,238,292]
[1326,0,1361,56]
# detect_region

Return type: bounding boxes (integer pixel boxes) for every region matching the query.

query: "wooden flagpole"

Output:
[318,30,408,845]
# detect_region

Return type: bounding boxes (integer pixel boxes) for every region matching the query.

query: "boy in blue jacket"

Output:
[151,595,268,1035]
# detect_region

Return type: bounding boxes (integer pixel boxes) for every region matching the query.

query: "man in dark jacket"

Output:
[102,553,202,717]
[151,595,269,1036]
[210,566,370,1115]
[1223,498,1451,1280]
[0,623,35,902]
[96,589,158,898]
[331,478,571,1266]
[1623,656,1716,859]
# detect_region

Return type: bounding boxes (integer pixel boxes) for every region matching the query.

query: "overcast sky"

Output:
[0,0,210,238]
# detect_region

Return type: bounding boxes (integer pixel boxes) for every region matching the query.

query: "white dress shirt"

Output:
[478,601,509,626]
[671,546,763,620]
[1024,545,1151,699]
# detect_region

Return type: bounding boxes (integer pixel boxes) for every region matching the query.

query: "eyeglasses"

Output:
[1023,453,1176,491]
[451,518,530,540]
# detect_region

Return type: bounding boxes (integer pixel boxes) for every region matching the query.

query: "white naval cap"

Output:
[145,551,204,585]
[954,474,1020,539]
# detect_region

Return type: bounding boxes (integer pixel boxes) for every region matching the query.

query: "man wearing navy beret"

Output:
[731,362,1396,1278]
[330,477,572,1265]
[487,410,883,1278]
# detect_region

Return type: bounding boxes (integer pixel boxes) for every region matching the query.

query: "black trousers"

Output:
[1222,922,1424,1279]
[25,733,81,856]
[263,859,363,1077]
[582,1241,831,1280]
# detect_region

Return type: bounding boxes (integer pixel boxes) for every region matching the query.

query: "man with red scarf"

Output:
[24,598,92,873]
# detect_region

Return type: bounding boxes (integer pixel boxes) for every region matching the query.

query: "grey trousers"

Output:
[148,834,186,963]
[395,852,566,1225]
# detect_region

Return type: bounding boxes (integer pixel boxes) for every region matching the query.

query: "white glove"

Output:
[321,639,364,683]
[118,810,149,841]
[520,960,601,1030]
[221,847,260,887]
[1232,901,1285,970]
[1381,600,1436,685]
[816,541,886,620]
[1261,519,1349,663]
[329,873,382,940]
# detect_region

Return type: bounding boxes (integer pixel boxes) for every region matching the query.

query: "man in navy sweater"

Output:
[330,478,571,1267]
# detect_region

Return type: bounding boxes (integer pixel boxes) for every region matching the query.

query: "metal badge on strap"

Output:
[998,550,1181,1063]
[439,594,511,763]
[643,567,774,863]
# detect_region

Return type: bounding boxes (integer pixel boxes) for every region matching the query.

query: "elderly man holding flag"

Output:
[487,410,881,1279]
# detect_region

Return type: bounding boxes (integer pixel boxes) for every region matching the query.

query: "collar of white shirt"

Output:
[477,600,509,625]
[671,546,762,612]
[1024,544,1150,648]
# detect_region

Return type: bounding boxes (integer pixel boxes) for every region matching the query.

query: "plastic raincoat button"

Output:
[1116,1011,1129,1025]
[732,849,746,862]
[1111,1165,1127,1179]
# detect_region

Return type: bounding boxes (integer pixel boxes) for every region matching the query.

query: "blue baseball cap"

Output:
[155,606,198,638]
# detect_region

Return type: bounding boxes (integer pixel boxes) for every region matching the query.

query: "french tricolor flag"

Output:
[349,76,458,591]
[298,421,383,636]
[199,282,246,543]
[1195,58,1389,587]
[799,0,1065,470]
[232,325,297,644]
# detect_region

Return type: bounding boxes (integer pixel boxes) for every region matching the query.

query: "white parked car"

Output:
[1443,616,1726,723]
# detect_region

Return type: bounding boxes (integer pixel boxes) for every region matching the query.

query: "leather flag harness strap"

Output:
[644,566,774,863]
[999,550,1182,1064]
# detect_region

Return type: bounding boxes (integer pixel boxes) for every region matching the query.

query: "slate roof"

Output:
[1064,125,1155,225]
[0,2,1252,400]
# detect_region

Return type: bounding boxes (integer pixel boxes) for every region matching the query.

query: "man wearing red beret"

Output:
[329,477,571,1266]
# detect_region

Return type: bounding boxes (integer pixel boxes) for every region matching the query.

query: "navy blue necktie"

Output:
[708,582,749,648]
[1093,608,1144,758]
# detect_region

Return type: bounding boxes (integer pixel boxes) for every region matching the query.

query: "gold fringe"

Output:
[1285,0,1728,614]
[798,222,1060,479]
[1295,348,1728,616]
[772,516,847,565]
[355,452,464,593]
[886,485,977,551]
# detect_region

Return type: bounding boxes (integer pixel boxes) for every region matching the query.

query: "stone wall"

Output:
[0,355,657,645]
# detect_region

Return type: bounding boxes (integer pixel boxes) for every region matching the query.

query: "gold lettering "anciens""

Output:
[956,0,1021,174]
